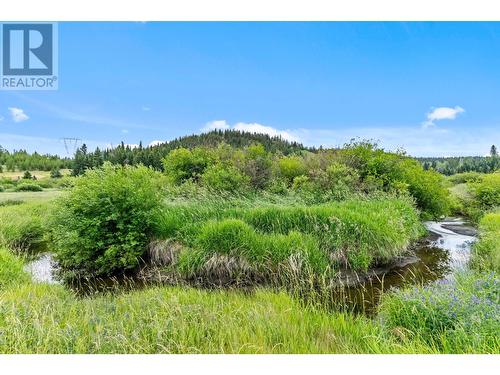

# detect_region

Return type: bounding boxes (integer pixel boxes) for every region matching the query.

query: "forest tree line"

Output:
[0,146,72,172]
[417,145,499,175]
[2,132,498,178]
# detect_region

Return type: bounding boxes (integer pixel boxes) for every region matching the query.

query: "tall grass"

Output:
[157,196,424,274]
[177,219,330,279]
[0,246,30,288]
[471,210,500,272]
[0,277,425,353]
[0,201,49,253]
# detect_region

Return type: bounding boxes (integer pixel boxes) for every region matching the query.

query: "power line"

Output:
[60,138,82,156]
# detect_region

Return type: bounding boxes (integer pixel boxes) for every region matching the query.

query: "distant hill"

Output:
[149,130,310,155]
[73,130,312,173]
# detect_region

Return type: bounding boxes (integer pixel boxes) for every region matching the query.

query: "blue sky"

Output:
[1,21,499,156]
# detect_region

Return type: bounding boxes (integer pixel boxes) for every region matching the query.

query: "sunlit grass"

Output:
[0,189,63,203]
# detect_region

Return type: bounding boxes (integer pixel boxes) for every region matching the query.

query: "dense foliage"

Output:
[51,163,164,279]
[449,172,500,221]
[67,131,451,217]
[157,140,450,217]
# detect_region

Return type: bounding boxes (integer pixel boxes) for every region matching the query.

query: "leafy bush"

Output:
[0,185,4,192]
[50,168,63,178]
[14,183,43,192]
[201,163,250,192]
[470,172,500,209]
[448,172,485,185]
[22,171,33,180]
[471,211,500,272]
[0,177,15,187]
[379,272,500,352]
[51,163,164,279]
[162,147,212,184]
[338,141,451,217]
[240,144,272,189]
[53,176,76,189]
[36,179,57,189]
[278,156,307,184]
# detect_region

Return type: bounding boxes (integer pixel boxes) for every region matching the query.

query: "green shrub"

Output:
[0,202,48,253]
[36,179,60,189]
[379,272,500,352]
[266,178,289,195]
[22,171,33,180]
[448,172,485,185]
[240,144,272,189]
[278,156,307,184]
[471,211,500,272]
[0,246,30,289]
[470,172,500,209]
[51,163,164,279]
[325,162,359,188]
[340,141,450,217]
[50,168,63,178]
[162,147,212,184]
[0,177,15,186]
[53,176,75,189]
[201,163,250,192]
[14,183,43,192]
[0,185,4,192]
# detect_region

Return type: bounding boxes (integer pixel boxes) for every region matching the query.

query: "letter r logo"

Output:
[2,24,53,76]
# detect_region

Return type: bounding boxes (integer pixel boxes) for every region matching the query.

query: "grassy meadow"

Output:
[0,140,499,354]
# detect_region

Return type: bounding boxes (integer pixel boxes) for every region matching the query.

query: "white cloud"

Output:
[8,107,29,123]
[423,106,465,128]
[201,120,300,143]
[121,129,129,134]
[149,140,164,147]
[141,106,151,111]
[201,120,231,132]
[0,116,4,121]
[233,122,300,142]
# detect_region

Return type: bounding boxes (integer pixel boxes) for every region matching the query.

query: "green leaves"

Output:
[52,163,164,279]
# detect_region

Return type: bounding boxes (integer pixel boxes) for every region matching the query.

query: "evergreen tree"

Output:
[491,145,498,157]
